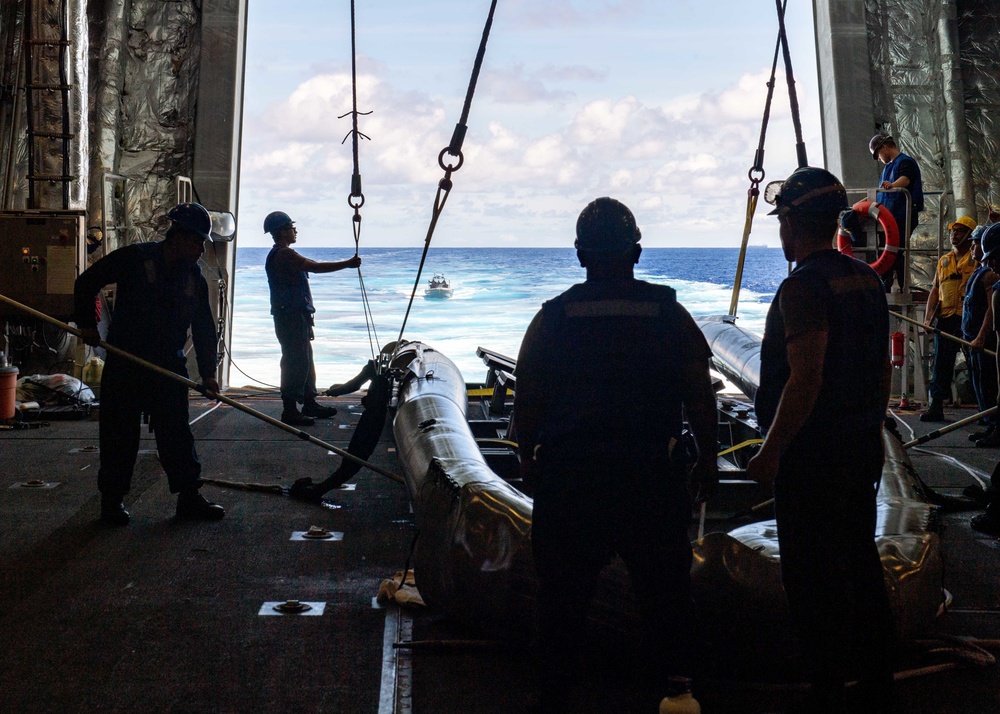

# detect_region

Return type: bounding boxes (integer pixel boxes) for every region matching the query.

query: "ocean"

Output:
[228,247,790,389]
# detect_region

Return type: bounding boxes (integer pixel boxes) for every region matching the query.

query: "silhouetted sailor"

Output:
[514,197,718,713]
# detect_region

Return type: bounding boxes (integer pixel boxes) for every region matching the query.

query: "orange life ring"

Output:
[837,200,899,276]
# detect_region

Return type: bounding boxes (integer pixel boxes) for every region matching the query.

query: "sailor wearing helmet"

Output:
[74,203,225,526]
[750,167,894,713]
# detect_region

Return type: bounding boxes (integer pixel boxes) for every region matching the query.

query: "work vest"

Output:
[535,280,686,460]
[935,249,976,318]
[756,250,889,440]
[266,245,314,314]
[962,265,994,340]
[878,152,924,229]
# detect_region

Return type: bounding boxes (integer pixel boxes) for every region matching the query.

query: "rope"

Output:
[338,0,381,364]
[392,0,499,356]
[728,0,787,318]
[775,0,807,168]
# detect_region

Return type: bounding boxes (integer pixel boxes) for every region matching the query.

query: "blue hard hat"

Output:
[970,225,988,242]
[167,203,213,241]
[574,197,641,253]
[263,211,294,234]
[980,223,1000,261]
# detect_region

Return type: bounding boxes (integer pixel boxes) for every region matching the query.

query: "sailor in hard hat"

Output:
[74,202,225,526]
[514,197,718,712]
[921,214,978,422]
[870,133,924,292]
[961,224,999,446]
[750,167,894,713]
[262,211,361,427]
[971,223,1000,536]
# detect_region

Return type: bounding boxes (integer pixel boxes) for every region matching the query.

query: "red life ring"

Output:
[837,200,899,276]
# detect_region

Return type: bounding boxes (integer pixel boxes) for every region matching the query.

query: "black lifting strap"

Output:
[393,0,500,352]
[775,0,807,168]
[338,0,381,362]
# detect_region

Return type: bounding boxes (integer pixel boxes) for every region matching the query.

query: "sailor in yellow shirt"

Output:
[921,215,978,421]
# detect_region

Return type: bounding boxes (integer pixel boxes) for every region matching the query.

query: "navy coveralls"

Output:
[74,242,217,497]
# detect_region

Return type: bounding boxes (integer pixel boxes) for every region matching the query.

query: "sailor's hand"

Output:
[746,448,779,491]
[691,455,718,504]
[971,335,986,352]
[202,377,221,401]
[880,180,893,189]
[78,327,101,347]
[347,255,362,269]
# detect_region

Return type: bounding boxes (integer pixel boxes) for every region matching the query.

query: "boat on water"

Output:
[424,274,454,299]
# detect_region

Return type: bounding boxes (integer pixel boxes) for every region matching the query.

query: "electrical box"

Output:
[0,211,87,319]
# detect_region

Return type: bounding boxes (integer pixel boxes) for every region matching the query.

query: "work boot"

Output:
[100,496,130,527]
[302,401,337,419]
[176,490,225,521]
[281,407,315,427]
[969,427,994,442]
[976,431,1000,448]
[971,512,1000,537]
[919,401,945,422]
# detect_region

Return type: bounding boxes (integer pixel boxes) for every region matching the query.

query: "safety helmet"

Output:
[869,133,893,160]
[574,197,641,253]
[167,203,213,241]
[980,223,1000,261]
[764,167,848,217]
[970,225,988,242]
[949,215,977,232]
[263,211,294,235]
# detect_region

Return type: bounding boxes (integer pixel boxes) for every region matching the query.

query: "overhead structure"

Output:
[814,0,1000,280]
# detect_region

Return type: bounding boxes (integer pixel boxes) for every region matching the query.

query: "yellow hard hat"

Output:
[949,215,978,232]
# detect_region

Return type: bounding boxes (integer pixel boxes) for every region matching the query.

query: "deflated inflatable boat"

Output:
[390,326,943,678]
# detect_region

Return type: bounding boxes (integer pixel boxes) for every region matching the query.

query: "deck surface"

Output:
[1,389,999,713]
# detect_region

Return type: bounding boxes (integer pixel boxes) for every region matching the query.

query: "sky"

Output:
[237,0,823,249]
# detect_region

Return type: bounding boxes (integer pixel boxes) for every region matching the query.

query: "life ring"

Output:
[837,200,899,276]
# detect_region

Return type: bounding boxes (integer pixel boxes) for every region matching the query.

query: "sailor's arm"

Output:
[292,252,362,274]
[190,276,220,399]
[512,311,546,482]
[73,248,130,346]
[678,355,719,503]
[925,277,941,327]
[972,285,995,350]
[746,330,827,489]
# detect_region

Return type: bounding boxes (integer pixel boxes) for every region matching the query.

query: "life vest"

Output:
[266,245,314,314]
[837,200,899,276]
[535,280,687,459]
[935,249,976,318]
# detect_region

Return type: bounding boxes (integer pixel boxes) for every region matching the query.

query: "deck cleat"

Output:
[302,525,334,540]
[272,600,312,614]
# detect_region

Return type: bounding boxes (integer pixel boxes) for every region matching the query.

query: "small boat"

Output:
[424,274,454,299]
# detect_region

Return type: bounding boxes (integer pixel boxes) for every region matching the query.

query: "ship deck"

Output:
[1,378,999,713]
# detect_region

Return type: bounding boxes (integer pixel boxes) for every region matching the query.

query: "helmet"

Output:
[764,167,848,217]
[167,203,213,241]
[981,223,1000,261]
[574,197,641,253]
[869,133,893,160]
[949,215,977,232]
[263,211,294,234]
[970,225,988,242]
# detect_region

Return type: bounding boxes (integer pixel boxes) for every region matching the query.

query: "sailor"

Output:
[749,167,894,713]
[971,222,1000,536]
[262,211,361,426]
[961,225,999,446]
[74,202,225,526]
[870,133,924,292]
[514,197,718,712]
[920,215,978,422]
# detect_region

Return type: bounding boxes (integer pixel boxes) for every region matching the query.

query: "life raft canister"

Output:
[837,200,900,276]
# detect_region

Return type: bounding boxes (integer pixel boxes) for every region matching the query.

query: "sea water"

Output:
[228,247,790,389]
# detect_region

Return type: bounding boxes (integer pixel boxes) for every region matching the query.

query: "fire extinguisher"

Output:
[890,331,905,367]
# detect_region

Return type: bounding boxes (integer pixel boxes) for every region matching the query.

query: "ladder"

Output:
[24,0,75,210]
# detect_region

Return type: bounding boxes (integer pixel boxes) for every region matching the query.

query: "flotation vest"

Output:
[535,280,687,459]
[837,200,899,276]
[266,245,314,314]
[935,249,976,318]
